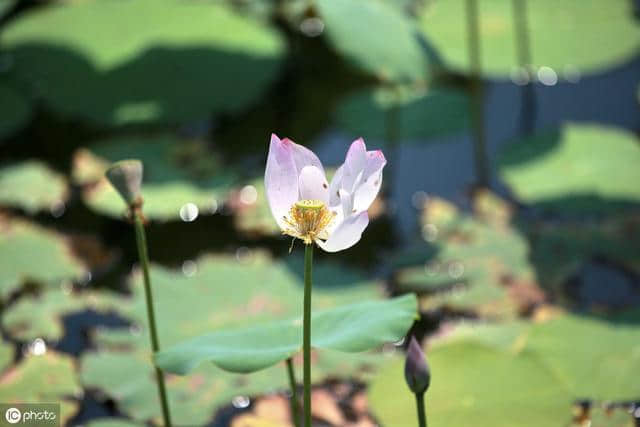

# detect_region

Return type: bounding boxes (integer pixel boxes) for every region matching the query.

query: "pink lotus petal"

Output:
[353,150,386,212]
[338,188,354,217]
[316,211,369,252]
[265,134,299,229]
[328,165,344,207]
[298,165,329,204]
[341,138,367,193]
[284,137,325,175]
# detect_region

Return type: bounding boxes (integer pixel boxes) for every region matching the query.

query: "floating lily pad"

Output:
[392,196,536,317]
[369,312,640,427]
[0,160,67,213]
[3,288,122,342]
[155,294,417,374]
[2,0,285,125]
[0,342,13,372]
[334,86,469,143]
[75,135,236,220]
[0,217,86,299]
[0,83,32,139]
[498,125,640,214]
[83,253,392,422]
[0,353,81,423]
[317,0,434,84]
[419,0,640,77]
[94,252,384,348]
[523,213,640,299]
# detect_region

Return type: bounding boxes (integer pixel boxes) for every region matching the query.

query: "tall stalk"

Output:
[512,0,536,134]
[415,392,427,427]
[286,357,301,427]
[303,244,314,427]
[465,0,490,188]
[133,211,172,427]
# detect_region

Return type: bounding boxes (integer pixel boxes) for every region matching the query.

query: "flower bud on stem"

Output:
[405,336,430,427]
[106,161,172,427]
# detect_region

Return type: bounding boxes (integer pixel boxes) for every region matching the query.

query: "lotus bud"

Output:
[105,160,143,205]
[404,336,430,394]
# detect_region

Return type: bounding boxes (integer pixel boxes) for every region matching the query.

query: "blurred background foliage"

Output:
[0,0,638,426]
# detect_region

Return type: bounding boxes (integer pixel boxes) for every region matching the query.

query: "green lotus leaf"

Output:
[317,0,434,84]
[334,86,469,143]
[0,352,81,423]
[0,160,67,213]
[498,125,640,214]
[1,0,285,125]
[0,83,32,139]
[392,196,536,317]
[81,253,395,422]
[369,312,640,426]
[83,346,382,425]
[0,217,86,299]
[75,135,237,220]
[523,213,640,294]
[93,252,385,349]
[3,288,123,342]
[0,342,13,372]
[81,253,400,423]
[419,0,640,77]
[155,294,417,375]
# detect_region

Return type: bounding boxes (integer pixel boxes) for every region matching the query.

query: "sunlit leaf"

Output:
[498,125,640,214]
[419,0,640,76]
[369,312,640,427]
[74,135,237,221]
[0,160,67,214]
[317,0,434,84]
[3,288,122,342]
[0,353,80,423]
[0,217,86,299]
[392,196,537,317]
[82,253,392,422]
[2,0,285,125]
[155,294,417,374]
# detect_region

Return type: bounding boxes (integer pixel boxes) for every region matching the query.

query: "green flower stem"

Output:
[415,392,427,427]
[465,0,489,188]
[512,0,536,134]
[286,357,301,427]
[133,212,172,427]
[303,243,314,427]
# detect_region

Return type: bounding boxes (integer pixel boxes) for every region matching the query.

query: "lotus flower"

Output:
[265,134,386,252]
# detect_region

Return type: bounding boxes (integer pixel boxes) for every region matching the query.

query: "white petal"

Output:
[328,165,344,207]
[353,150,386,212]
[298,165,329,204]
[316,211,369,252]
[339,188,354,217]
[265,134,298,229]
[341,138,367,193]
[285,138,325,175]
